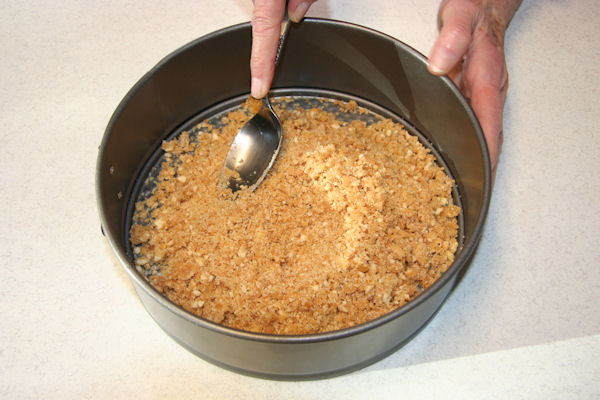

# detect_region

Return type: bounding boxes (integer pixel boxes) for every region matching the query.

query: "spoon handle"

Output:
[274,7,291,67]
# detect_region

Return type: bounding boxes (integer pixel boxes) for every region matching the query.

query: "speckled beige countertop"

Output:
[1,1,598,398]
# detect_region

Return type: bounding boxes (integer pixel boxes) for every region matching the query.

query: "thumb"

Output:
[288,0,318,23]
[428,1,478,75]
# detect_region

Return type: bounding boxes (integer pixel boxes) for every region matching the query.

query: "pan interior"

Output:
[125,88,465,314]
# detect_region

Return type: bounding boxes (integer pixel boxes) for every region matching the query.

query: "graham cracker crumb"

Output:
[130,97,460,335]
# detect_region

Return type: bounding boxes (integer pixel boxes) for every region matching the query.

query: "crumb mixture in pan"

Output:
[130,98,460,335]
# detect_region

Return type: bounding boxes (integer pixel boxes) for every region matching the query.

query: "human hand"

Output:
[250,0,318,98]
[428,0,522,178]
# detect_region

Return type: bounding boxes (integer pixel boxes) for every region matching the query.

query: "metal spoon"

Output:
[222,11,291,193]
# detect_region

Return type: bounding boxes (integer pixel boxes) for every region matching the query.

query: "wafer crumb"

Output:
[130,97,460,335]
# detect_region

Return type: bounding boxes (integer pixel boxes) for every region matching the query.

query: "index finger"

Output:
[250,0,287,98]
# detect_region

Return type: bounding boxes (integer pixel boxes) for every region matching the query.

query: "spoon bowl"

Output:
[222,96,282,192]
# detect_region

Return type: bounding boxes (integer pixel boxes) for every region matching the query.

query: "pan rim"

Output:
[96,17,492,345]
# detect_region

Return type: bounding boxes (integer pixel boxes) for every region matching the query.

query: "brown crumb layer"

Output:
[130,97,460,335]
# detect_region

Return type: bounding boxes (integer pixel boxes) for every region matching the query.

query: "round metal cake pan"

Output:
[96,19,492,379]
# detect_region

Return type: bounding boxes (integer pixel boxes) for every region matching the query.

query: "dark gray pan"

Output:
[96,19,491,380]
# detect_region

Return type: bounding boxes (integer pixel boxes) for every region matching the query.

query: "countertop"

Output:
[1,1,598,398]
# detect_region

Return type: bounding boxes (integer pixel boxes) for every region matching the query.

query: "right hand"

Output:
[250,0,318,98]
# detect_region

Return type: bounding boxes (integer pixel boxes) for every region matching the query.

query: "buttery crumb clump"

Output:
[130,97,460,335]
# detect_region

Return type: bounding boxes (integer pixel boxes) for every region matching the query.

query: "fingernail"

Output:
[427,61,445,75]
[290,2,309,23]
[428,47,454,75]
[251,77,268,98]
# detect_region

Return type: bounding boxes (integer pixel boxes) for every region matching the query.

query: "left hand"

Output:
[428,0,522,179]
